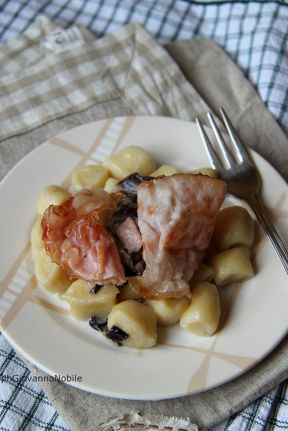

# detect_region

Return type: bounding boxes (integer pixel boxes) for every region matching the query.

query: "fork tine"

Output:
[207,112,235,168]
[195,117,223,172]
[219,107,254,166]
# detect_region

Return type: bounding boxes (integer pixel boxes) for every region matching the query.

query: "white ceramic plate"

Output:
[0,116,287,400]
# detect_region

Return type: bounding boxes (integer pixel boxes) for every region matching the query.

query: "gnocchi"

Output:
[31,219,71,293]
[34,249,71,294]
[151,164,181,177]
[190,263,215,284]
[145,297,190,326]
[63,280,119,320]
[180,282,220,336]
[30,219,45,259]
[117,282,143,302]
[103,145,156,179]
[187,167,219,178]
[213,206,255,250]
[107,300,157,349]
[104,177,119,193]
[208,246,254,286]
[32,144,257,349]
[71,165,109,192]
[37,185,71,215]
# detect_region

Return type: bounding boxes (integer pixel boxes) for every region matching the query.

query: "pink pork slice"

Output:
[132,174,227,299]
[41,188,125,283]
[116,216,142,253]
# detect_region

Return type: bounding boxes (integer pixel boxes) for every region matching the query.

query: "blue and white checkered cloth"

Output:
[0,1,287,430]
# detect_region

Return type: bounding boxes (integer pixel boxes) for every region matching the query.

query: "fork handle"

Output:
[249,197,288,276]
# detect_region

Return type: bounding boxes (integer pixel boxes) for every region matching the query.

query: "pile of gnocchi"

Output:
[31,145,255,349]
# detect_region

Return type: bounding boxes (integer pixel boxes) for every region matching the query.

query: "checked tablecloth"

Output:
[0,1,287,431]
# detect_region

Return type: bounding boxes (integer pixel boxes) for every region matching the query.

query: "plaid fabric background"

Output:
[0,1,287,430]
[0,0,287,133]
[0,334,70,431]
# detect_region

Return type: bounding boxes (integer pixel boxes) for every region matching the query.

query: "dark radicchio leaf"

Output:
[107,173,153,277]
[89,284,102,294]
[118,247,145,276]
[89,316,129,346]
[111,173,153,228]
[114,172,153,194]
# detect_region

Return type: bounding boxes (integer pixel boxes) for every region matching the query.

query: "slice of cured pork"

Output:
[132,174,227,299]
[41,189,125,283]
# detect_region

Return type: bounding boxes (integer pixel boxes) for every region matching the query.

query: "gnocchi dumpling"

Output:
[31,219,71,293]
[63,280,119,320]
[145,297,190,326]
[104,177,119,193]
[71,165,109,192]
[37,185,71,215]
[103,145,156,179]
[34,249,71,294]
[151,164,181,177]
[191,263,215,284]
[208,246,254,286]
[117,282,143,302]
[186,168,219,178]
[30,219,44,259]
[107,300,157,349]
[213,206,255,250]
[180,282,220,336]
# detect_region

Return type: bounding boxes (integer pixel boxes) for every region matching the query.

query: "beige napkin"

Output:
[0,17,287,431]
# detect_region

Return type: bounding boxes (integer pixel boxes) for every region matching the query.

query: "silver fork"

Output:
[196,107,288,276]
